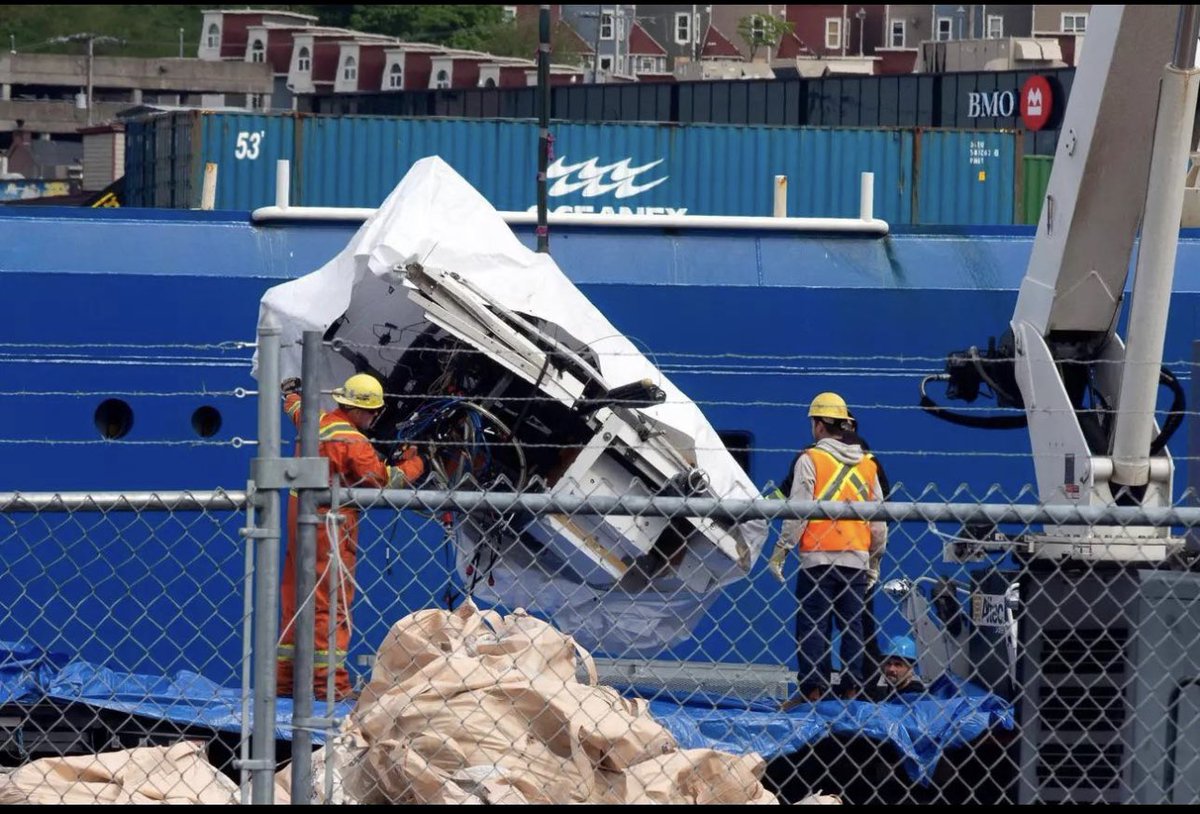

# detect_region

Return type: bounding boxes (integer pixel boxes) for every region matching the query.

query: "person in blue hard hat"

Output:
[867,635,926,700]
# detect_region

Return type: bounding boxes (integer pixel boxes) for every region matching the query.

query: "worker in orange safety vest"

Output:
[276,372,424,701]
[769,391,887,706]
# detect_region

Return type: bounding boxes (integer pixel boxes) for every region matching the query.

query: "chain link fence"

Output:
[2,327,1200,805]
[0,490,258,803]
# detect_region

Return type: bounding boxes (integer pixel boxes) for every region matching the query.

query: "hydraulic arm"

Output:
[921,4,1200,561]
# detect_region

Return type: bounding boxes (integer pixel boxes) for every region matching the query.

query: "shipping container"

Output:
[305,67,1073,156]
[1018,155,1053,225]
[914,129,1019,225]
[125,112,1019,225]
[126,111,296,210]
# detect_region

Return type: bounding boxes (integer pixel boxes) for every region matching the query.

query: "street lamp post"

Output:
[856,7,867,56]
[50,33,125,126]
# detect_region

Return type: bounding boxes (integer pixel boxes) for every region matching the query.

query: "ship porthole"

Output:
[94,399,134,440]
[191,405,223,438]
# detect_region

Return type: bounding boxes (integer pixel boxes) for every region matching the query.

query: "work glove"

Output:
[394,444,426,482]
[281,377,302,396]
[768,544,789,583]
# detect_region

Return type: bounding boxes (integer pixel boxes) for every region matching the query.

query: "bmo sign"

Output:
[967,75,1054,131]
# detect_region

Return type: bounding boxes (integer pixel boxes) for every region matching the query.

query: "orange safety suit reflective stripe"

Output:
[276,393,423,700]
[799,447,877,554]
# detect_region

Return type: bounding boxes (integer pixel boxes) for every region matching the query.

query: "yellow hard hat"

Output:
[808,391,850,421]
[332,373,385,410]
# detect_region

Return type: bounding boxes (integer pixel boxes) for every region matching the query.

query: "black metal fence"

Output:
[301,68,1075,156]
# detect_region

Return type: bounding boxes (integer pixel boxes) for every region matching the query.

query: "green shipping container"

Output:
[1019,155,1053,225]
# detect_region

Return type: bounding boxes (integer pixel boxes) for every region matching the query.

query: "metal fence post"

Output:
[291,330,323,803]
[251,315,282,804]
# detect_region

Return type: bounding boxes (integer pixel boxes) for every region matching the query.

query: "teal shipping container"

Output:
[124,111,1018,226]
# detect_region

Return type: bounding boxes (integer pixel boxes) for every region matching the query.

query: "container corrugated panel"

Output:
[914,129,1016,225]
[295,117,920,220]
[123,120,151,207]
[1019,155,1053,225]
[129,112,1016,223]
[125,112,193,209]
[194,112,298,210]
[295,118,527,209]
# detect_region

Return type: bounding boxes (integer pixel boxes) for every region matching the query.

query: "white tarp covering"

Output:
[254,157,767,654]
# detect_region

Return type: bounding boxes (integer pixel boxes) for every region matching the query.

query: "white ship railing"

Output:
[249,159,890,235]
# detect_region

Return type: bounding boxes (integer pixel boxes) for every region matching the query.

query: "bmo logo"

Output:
[966,75,1054,131]
[1020,75,1053,131]
[967,89,1016,119]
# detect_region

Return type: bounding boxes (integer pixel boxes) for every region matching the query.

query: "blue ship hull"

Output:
[3,206,1197,686]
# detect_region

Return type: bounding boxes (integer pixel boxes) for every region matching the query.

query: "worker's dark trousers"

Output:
[795,564,868,694]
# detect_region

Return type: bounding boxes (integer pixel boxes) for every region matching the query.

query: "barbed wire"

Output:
[0,389,250,398]
[6,338,1200,372]
[0,341,254,351]
[2,386,1193,418]
[317,336,1200,367]
[0,438,252,447]
[272,388,1187,417]
[272,436,1200,460]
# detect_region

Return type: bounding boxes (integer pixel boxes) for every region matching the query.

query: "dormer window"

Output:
[251,40,265,62]
[388,62,403,88]
[343,56,357,81]
[297,46,311,72]
[206,24,219,49]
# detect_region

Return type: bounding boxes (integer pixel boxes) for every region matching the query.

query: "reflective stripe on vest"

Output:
[277,643,347,668]
[319,419,360,442]
[800,447,876,553]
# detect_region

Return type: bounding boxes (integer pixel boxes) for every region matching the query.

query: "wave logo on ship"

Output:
[536,155,686,215]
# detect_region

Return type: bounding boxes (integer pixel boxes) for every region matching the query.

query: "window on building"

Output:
[825,18,842,50]
[890,19,905,47]
[936,17,952,41]
[598,55,613,71]
[250,40,265,62]
[297,47,311,72]
[483,76,497,87]
[206,23,219,49]
[502,6,517,22]
[986,15,1003,38]
[638,56,655,73]
[751,14,766,41]
[343,56,357,81]
[248,93,264,110]
[388,62,403,88]
[675,11,691,44]
[601,12,614,40]
[435,69,450,89]
[1061,12,1087,33]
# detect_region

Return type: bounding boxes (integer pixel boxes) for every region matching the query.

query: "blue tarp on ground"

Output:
[1,641,1013,782]
[632,676,1016,784]
[0,642,353,743]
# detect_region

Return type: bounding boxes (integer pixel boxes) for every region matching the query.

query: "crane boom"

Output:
[923,4,1200,561]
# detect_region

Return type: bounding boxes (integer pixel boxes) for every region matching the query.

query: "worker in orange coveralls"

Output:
[276,373,424,700]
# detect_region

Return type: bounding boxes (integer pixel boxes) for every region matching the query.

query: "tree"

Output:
[345,5,505,51]
[737,13,794,60]
[475,17,589,66]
